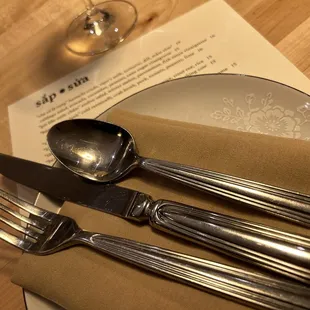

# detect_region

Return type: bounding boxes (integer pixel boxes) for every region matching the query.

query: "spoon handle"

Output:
[140,158,310,226]
[146,199,310,284]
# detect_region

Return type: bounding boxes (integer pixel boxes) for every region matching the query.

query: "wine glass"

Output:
[66,0,137,56]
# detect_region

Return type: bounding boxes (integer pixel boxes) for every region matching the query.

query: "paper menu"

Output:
[8,0,310,165]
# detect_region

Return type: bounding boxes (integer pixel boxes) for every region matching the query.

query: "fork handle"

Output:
[77,232,309,310]
[140,158,310,226]
[146,200,310,284]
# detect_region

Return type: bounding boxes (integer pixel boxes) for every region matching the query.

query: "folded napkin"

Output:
[12,109,310,310]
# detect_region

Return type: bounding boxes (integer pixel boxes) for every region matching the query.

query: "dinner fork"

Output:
[0,188,310,310]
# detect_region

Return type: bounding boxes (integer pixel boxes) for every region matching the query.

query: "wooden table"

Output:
[0,0,309,309]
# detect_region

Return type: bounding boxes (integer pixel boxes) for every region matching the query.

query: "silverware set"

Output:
[1,119,310,309]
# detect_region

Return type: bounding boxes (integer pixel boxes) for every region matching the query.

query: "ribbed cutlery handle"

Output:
[148,200,310,284]
[141,158,310,226]
[77,232,310,310]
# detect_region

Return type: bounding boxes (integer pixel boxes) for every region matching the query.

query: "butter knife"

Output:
[1,153,310,283]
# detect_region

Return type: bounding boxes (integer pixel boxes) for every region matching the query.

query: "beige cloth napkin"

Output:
[12,110,310,310]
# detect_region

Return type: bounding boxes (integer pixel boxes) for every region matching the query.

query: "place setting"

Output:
[1,0,310,310]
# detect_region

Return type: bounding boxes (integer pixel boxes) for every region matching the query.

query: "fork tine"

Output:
[0,188,52,220]
[0,202,46,230]
[0,229,35,251]
[0,214,41,239]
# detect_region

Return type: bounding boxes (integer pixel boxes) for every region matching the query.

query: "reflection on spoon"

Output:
[47,119,139,182]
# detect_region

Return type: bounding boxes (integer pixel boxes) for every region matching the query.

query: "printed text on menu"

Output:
[35,34,239,164]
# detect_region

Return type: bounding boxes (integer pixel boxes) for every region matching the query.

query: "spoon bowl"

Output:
[47,119,139,182]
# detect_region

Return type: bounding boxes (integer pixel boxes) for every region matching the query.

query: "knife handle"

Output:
[147,200,310,284]
[140,158,310,227]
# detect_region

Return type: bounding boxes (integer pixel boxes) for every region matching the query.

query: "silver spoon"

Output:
[47,119,310,226]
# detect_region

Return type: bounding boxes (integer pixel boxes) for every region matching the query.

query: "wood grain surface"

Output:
[0,0,309,309]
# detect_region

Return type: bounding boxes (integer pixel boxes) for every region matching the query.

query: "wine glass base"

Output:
[66,0,137,56]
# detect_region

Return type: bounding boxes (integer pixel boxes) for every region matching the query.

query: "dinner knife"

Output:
[1,153,310,284]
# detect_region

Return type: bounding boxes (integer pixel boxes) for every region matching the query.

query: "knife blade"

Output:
[0,153,145,220]
[1,153,310,284]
